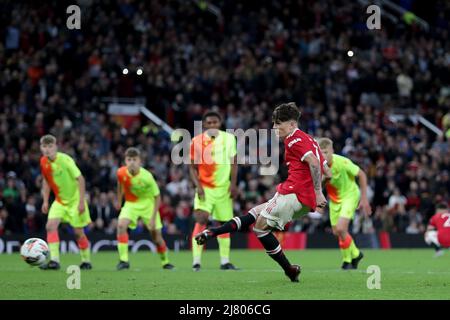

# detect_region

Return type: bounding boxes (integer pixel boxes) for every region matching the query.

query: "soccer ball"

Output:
[20,238,49,266]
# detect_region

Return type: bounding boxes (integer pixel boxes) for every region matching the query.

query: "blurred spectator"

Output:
[24,195,42,234]
[159,194,176,226]
[90,192,118,234]
[0,204,10,236]
[165,169,190,198]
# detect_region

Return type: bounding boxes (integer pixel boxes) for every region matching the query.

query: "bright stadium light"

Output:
[347,50,354,57]
[136,68,143,75]
[122,68,128,75]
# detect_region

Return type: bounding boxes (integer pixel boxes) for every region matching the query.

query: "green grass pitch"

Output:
[1,249,449,300]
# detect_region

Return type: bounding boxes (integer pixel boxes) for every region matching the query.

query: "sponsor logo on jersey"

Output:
[288,138,302,148]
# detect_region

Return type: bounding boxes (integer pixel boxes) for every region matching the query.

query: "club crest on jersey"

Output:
[288,138,302,148]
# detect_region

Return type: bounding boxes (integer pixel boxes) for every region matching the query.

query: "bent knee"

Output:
[46,221,59,232]
[334,226,347,236]
[253,226,271,238]
[117,221,129,233]
[250,204,265,218]
[253,216,270,236]
[254,215,268,229]
[194,211,209,224]
[151,231,163,242]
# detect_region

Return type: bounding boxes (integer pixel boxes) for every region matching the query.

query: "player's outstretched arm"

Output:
[357,169,372,216]
[304,153,327,208]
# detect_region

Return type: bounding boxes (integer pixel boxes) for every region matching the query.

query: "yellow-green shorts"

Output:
[194,186,233,222]
[48,199,91,228]
[329,194,360,226]
[119,200,162,230]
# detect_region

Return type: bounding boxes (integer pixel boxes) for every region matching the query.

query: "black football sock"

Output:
[431,243,442,252]
[210,213,256,236]
[257,232,291,272]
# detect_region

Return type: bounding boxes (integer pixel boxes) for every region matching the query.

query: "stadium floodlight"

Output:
[136,68,143,75]
[122,68,129,75]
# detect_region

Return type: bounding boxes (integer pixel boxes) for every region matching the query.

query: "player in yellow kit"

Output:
[318,138,372,269]
[115,147,174,270]
[39,134,92,270]
[189,111,239,271]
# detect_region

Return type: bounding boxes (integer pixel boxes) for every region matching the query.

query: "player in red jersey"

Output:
[195,102,329,282]
[424,203,450,257]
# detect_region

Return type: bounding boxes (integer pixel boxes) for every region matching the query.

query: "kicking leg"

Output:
[195,204,265,245]
[253,215,300,282]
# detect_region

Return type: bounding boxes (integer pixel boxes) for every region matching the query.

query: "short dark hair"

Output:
[272,102,301,123]
[202,111,222,122]
[436,202,448,210]
[125,147,141,158]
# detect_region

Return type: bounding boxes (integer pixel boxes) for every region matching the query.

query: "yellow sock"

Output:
[192,236,203,264]
[118,243,129,262]
[80,249,90,263]
[49,242,60,262]
[192,223,205,265]
[349,239,360,259]
[217,236,230,265]
[157,243,169,266]
[340,247,352,263]
[339,234,353,263]
[77,236,90,263]
[117,234,129,262]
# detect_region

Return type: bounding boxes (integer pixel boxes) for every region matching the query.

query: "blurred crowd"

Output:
[0,0,449,238]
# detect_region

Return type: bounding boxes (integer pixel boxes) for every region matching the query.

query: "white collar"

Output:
[286,128,300,139]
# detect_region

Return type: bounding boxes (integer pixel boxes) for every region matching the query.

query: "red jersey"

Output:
[429,212,450,247]
[276,129,325,209]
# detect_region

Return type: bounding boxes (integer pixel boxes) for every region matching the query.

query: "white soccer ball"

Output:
[20,238,49,266]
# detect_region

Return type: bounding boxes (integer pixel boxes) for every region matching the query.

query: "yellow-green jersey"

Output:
[326,154,360,204]
[189,130,237,189]
[40,152,82,205]
[117,166,160,203]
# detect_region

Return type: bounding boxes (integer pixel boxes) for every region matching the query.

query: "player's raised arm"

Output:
[303,153,327,208]
[356,169,372,216]
[41,177,50,214]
